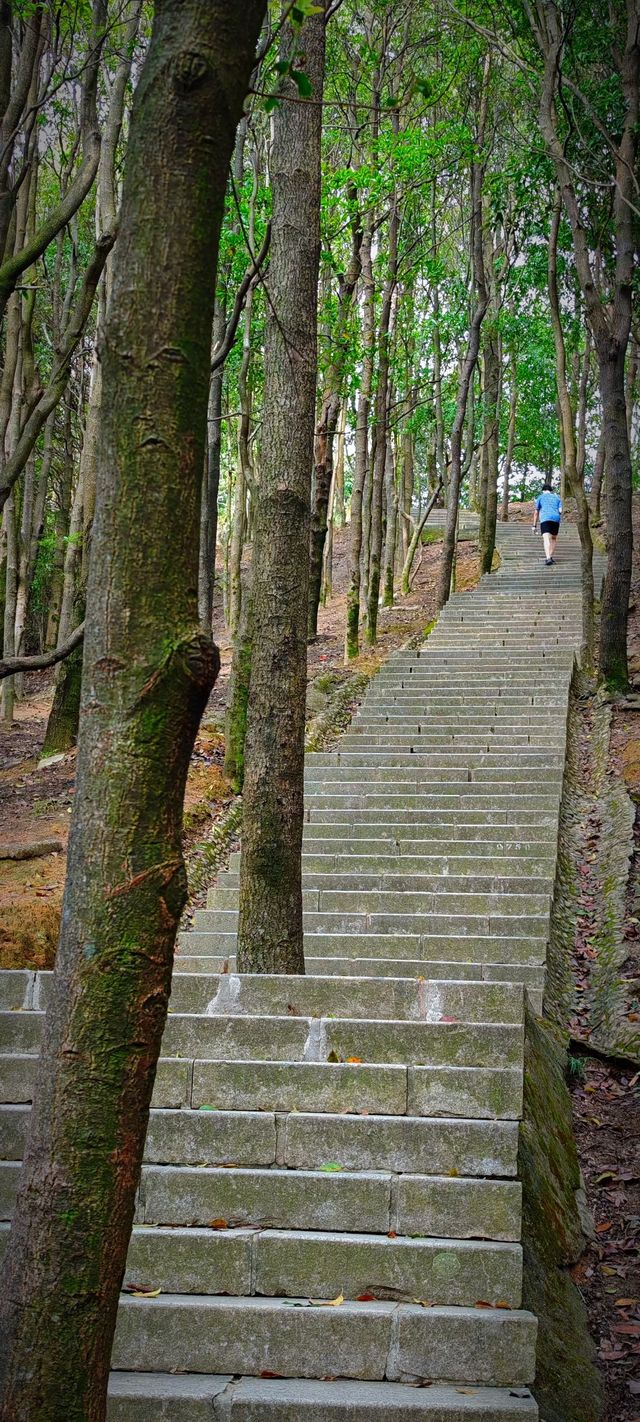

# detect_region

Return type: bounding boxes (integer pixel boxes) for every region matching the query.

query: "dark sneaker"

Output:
[545,558,553,566]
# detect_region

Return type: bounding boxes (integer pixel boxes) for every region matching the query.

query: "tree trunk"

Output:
[501,352,517,520]
[345,221,374,659]
[237,6,325,975]
[591,427,605,522]
[308,196,362,640]
[548,190,594,665]
[438,58,490,610]
[382,425,398,606]
[0,5,264,1417]
[478,233,499,574]
[224,571,253,793]
[366,191,398,644]
[198,298,226,631]
[599,346,633,687]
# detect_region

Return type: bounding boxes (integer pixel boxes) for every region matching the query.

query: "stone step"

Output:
[188,1058,524,1119]
[0,1105,520,1180]
[108,1374,539,1419]
[177,930,546,964]
[111,1298,537,1391]
[230,848,556,872]
[172,957,545,1003]
[215,871,549,898]
[0,1052,194,1110]
[303,796,561,812]
[209,888,551,919]
[195,909,549,939]
[0,1053,521,1120]
[133,1166,522,1252]
[177,974,526,1022]
[229,850,556,875]
[0,1009,525,1066]
[305,811,559,829]
[302,822,556,843]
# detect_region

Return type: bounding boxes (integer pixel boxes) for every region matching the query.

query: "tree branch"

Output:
[0,622,84,679]
[211,221,271,373]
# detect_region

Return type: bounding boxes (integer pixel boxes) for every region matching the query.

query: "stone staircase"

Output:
[0,524,598,1419]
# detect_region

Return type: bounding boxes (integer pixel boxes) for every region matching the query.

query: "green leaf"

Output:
[293,70,313,99]
[319,1161,343,1172]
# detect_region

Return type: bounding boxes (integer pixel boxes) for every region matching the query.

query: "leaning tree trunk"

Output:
[0,5,265,1419]
[237,6,325,975]
[501,351,517,521]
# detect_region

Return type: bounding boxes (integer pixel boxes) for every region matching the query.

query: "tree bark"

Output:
[548,189,595,665]
[532,0,639,688]
[345,219,375,659]
[237,5,325,975]
[0,5,264,1418]
[500,351,517,520]
[308,194,362,640]
[438,57,490,610]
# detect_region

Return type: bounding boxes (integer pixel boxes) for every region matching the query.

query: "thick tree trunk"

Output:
[0,6,264,1419]
[224,572,253,793]
[479,232,499,574]
[366,203,398,644]
[237,6,325,975]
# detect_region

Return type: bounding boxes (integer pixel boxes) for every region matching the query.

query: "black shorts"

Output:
[540,520,560,536]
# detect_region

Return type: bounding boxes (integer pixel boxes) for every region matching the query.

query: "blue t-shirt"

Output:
[536,490,562,523]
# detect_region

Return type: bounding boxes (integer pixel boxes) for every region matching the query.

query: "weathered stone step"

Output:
[230,849,556,874]
[306,754,565,770]
[0,1105,520,1180]
[189,1059,522,1119]
[302,822,555,843]
[209,887,551,919]
[196,909,549,940]
[303,795,561,813]
[0,1009,525,1066]
[172,957,544,1006]
[1,1054,520,1120]
[215,867,550,898]
[306,810,558,829]
[108,1374,538,1419]
[175,974,526,1022]
[178,930,546,964]
[111,1296,537,1390]
[30,972,526,1024]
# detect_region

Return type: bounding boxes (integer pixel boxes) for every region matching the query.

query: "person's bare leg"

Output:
[549,533,558,559]
[543,531,553,561]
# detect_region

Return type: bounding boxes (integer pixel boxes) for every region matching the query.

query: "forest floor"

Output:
[0,520,480,969]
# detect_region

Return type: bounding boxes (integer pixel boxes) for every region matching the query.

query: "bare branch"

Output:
[0,622,84,679]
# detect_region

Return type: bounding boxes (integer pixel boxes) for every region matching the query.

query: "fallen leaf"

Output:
[595,1221,613,1233]
[345,1056,363,1063]
[124,1285,161,1298]
[209,1219,229,1230]
[309,1293,344,1307]
[413,1298,434,1308]
[356,1293,378,1302]
[319,1162,343,1172]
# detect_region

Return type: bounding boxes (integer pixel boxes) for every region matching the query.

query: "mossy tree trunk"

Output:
[345,217,375,659]
[237,5,325,974]
[0,5,265,1419]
